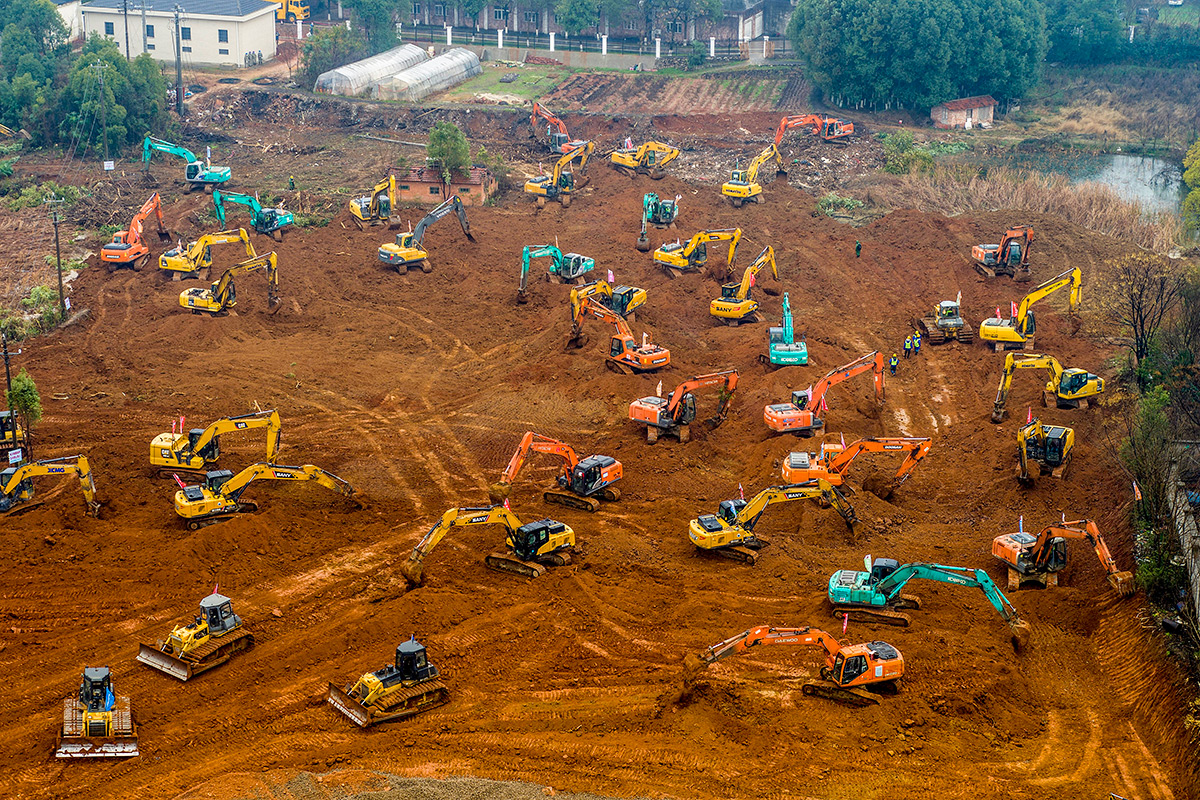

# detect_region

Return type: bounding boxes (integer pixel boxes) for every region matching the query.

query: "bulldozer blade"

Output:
[1108,571,1136,597]
[136,643,194,681]
[55,736,140,759]
[327,682,373,727]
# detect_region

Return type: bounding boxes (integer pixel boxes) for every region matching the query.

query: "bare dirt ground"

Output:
[0,92,1195,800]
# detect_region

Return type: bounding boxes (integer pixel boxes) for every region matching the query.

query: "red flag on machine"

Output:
[1027,406,1033,423]
[1011,300,1019,317]
[1133,480,1143,501]
[213,583,219,594]
[172,473,186,490]
[996,306,1001,319]
[738,483,745,500]
[503,498,511,510]
[749,271,756,288]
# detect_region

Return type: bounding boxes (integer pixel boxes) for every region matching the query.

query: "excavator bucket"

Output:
[1108,571,1136,597]
[1010,618,1032,652]
[327,682,373,727]
[136,643,194,681]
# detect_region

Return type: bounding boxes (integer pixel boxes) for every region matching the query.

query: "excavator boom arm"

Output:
[735,480,837,530]
[734,246,777,299]
[666,370,739,420]
[208,252,277,308]
[406,505,521,568]
[700,625,840,665]
[411,196,474,246]
[216,462,354,504]
[500,432,580,485]
[3,455,99,515]
[1015,267,1082,322]
[809,352,885,410]
[877,563,1021,622]
[182,410,282,462]
[825,437,931,480]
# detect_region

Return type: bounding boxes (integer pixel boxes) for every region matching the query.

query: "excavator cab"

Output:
[188,428,220,461]
[828,641,899,686]
[558,253,591,280]
[0,410,22,456]
[869,557,900,584]
[608,286,641,316]
[79,667,115,716]
[183,469,234,502]
[0,466,33,509]
[1006,239,1024,266]
[563,455,619,496]
[548,130,569,151]
[717,498,747,526]
[1059,369,1091,395]
[511,519,570,560]
[185,163,202,181]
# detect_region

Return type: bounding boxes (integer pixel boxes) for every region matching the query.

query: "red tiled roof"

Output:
[394,164,492,185]
[936,95,997,111]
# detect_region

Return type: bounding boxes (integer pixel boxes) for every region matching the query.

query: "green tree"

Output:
[6,368,41,458]
[344,0,397,51]
[1184,136,1200,233]
[556,0,599,35]
[1043,0,1123,64]
[301,25,370,89]
[428,121,470,183]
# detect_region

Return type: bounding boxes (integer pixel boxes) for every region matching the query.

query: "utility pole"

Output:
[45,197,67,322]
[140,0,147,54]
[174,6,184,116]
[1,332,14,402]
[122,0,131,58]
[92,61,109,164]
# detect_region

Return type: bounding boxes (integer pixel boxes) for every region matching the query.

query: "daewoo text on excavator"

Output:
[517,243,595,302]
[773,114,855,145]
[710,245,778,325]
[137,592,254,680]
[760,292,808,366]
[721,143,783,207]
[149,409,282,480]
[765,351,885,436]
[827,555,1031,649]
[328,636,449,727]
[524,141,595,208]
[349,175,399,228]
[653,228,741,279]
[173,462,357,529]
[212,189,294,241]
[0,455,100,518]
[530,102,588,153]
[991,352,1104,422]
[179,251,279,315]
[636,192,681,251]
[979,267,1081,350]
[992,517,1135,594]
[686,624,901,707]
[973,225,1033,281]
[378,196,475,273]
[142,135,231,192]
[1016,417,1073,483]
[610,141,680,179]
[489,430,622,512]
[55,668,138,758]
[567,295,671,374]
[159,228,256,280]
[688,479,856,564]
[629,369,739,444]
[100,192,169,271]
[915,294,973,344]
[782,437,931,494]
[400,505,576,583]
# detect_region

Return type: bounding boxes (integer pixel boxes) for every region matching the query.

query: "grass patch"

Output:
[438,65,570,102]
[1158,4,1200,25]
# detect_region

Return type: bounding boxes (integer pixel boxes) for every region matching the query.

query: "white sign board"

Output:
[103,160,115,171]
[9,448,22,464]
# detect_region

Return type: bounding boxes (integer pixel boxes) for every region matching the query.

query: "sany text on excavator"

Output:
[710,244,778,325]
[489,430,622,512]
[653,228,741,279]
[516,243,595,302]
[349,175,399,228]
[782,437,931,493]
[761,292,808,366]
[0,455,100,518]
[688,479,856,564]
[973,225,1033,281]
[773,114,855,145]
[629,369,739,444]
[992,517,1135,594]
[636,192,681,252]
[212,190,294,241]
[686,625,901,707]
[530,101,588,154]
[721,143,783,207]
[979,267,1081,351]
[159,228,256,280]
[764,351,885,436]
[142,135,231,192]
[328,636,449,727]
[991,352,1104,423]
[567,295,670,374]
[400,505,576,584]
[149,409,282,480]
[378,196,475,274]
[827,555,1031,650]
[137,592,255,680]
[100,192,169,271]
[55,667,138,758]
[1016,417,1073,483]
[524,141,595,208]
[610,141,680,179]
[179,251,279,315]
[173,462,357,529]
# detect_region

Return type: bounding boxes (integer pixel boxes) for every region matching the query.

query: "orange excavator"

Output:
[992,518,1136,594]
[567,295,670,374]
[774,114,855,146]
[629,369,738,444]
[972,225,1033,281]
[764,352,885,436]
[100,192,170,271]
[530,101,588,154]
[489,431,622,512]
[782,437,930,490]
[685,624,902,707]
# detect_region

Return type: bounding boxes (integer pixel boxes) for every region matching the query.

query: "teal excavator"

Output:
[636,192,681,252]
[142,135,231,191]
[760,292,807,366]
[516,244,596,303]
[212,190,294,240]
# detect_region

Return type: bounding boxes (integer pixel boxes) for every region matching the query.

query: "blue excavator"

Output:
[142,135,231,192]
[516,244,595,303]
[635,192,681,252]
[760,292,808,366]
[827,556,1031,649]
[212,190,294,241]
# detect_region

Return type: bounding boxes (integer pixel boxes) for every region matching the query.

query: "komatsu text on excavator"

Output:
[490,431,622,512]
[991,352,1104,423]
[629,369,739,444]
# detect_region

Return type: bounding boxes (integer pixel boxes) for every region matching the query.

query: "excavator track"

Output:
[916,317,947,345]
[137,629,255,681]
[183,501,259,530]
[832,604,912,627]
[605,359,632,375]
[712,544,762,565]
[328,680,449,727]
[485,549,572,578]
[1,501,46,518]
[155,467,208,481]
[543,489,601,513]
[801,680,881,707]
[595,487,620,502]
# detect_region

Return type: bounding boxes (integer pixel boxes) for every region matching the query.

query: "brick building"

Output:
[931,95,997,129]
[393,164,497,205]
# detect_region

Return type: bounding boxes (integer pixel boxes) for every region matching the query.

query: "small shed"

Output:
[931,95,997,129]
[393,165,497,206]
[314,43,428,96]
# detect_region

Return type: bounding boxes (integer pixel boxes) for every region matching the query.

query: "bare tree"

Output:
[277,40,300,78]
[1106,253,1185,381]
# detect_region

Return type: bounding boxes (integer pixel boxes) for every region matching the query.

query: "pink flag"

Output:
[996,306,1001,319]
[819,396,828,412]
[738,483,745,500]
[607,269,614,283]
[841,612,849,633]
[840,432,846,448]
[172,473,186,489]
[749,271,756,287]
[1011,300,1019,317]
[1027,406,1033,423]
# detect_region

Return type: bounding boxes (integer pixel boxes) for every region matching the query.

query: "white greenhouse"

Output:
[376,48,482,102]
[313,43,428,96]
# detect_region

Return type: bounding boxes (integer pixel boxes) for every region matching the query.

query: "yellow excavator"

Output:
[570,278,647,319]
[721,143,783,207]
[174,462,357,529]
[524,141,596,208]
[610,140,680,179]
[991,352,1104,423]
[378,196,475,274]
[688,479,856,564]
[178,252,279,315]
[328,636,450,727]
[349,175,399,228]
[55,667,138,759]
[654,228,742,279]
[0,455,100,518]
[150,409,282,480]
[159,228,256,280]
[979,267,1081,351]
[709,245,778,325]
[137,592,254,680]
[1016,417,1074,483]
[401,505,576,584]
